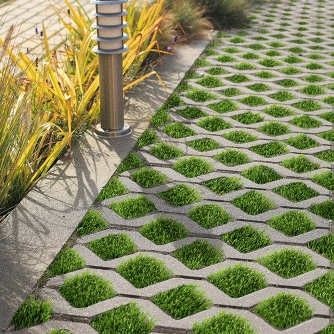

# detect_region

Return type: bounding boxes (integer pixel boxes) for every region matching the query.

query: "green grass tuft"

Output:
[240,96,267,106]
[152,285,211,319]
[59,272,115,308]
[290,115,322,128]
[304,74,324,83]
[174,157,212,177]
[235,62,256,70]
[260,248,315,278]
[284,55,302,64]
[12,297,52,330]
[176,106,206,119]
[268,211,315,236]
[223,130,257,143]
[281,67,301,75]
[320,130,334,142]
[159,184,200,206]
[312,171,334,190]
[87,234,136,260]
[208,264,267,297]
[173,240,223,270]
[193,311,255,334]
[233,112,263,124]
[47,248,85,277]
[77,210,109,236]
[197,76,222,88]
[320,325,334,334]
[131,167,167,188]
[305,272,334,310]
[150,108,170,128]
[207,67,226,75]
[117,255,172,288]
[320,112,334,123]
[308,234,334,262]
[140,217,188,245]
[150,143,183,160]
[198,117,231,132]
[137,129,157,148]
[242,165,281,184]
[187,89,216,102]
[97,177,128,202]
[251,142,288,157]
[277,79,298,88]
[274,182,318,202]
[222,225,271,252]
[117,153,145,174]
[282,155,319,173]
[264,105,294,118]
[260,58,281,67]
[164,122,195,138]
[222,87,241,97]
[247,83,269,92]
[316,150,334,162]
[306,62,323,70]
[187,138,220,152]
[91,303,154,334]
[217,54,236,63]
[111,196,156,219]
[310,200,334,220]
[302,84,325,95]
[209,99,237,113]
[270,91,295,102]
[293,100,321,112]
[226,74,249,83]
[254,293,312,329]
[215,149,250,166]
[255,71,275,79]
[189,204,231,229]
[260,121,289,136]
[286,134,318,149]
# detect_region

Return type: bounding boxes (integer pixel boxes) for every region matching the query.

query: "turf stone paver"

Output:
[16,0,334,332]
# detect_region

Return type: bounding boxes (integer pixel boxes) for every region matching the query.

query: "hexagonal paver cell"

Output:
[187,138,220,152]
[87,234,137,261]
[208,264,267,297]
[173,240,223,270]
[308,234,334,262]
[232,191,275,215]
[281,155,319,173]
[222,225,271,253]
[159,184,200,206]
[254,293,312,330]
[268,211,315,236]
[241,165,281,184]
[215,149,250,166]
[110,196,156,219]
[174,157,213,177]
[309,200,334,220]
[259,248,315,278]
[152,284,211,319]
[150,143,183,160]
[189,204,231,229]
[59,272,115,308]
[193,311,256,334]
[117,255,172,288]
[131,167,167,188]
[274,182,318,202]
[203,176,243,195]
[139,217,188,245]
[91,303,154,334]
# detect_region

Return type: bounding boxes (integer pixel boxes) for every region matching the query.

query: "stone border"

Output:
[0,33,214,329]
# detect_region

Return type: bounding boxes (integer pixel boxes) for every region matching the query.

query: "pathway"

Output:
[0,0,92,56]
[12,0,334,333]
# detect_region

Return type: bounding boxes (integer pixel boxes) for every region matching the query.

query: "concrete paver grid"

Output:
[10,0,334,333]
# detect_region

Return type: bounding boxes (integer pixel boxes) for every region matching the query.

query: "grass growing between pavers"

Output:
[310,200,334,220]
[176,106,206,119]
[223,130,257,143]
[174,157,213,177]
[187,138,220,151]
[173,240,223,269]
[11,297,52,330]
[281,155,319,173]
[242,165,281,184]
[215,149,250,166]
[312,171,334,190]
[305,271,334,310]
[208,264,267,297]
[259,248,315,278]
[198,116,231,132]
[209,99,238,113]
[91,303,154,334]
[232,191,275,215]
[152,285,211,319]
[193,312,255,334]
[76,210,109,236]
[150,142,183,160]
[233,112,263,124]
[136,129,157,148]
[274,182,318,202]
[131,167,167,188]
[59,273,115,308]
[164,122,195,138]
[189,204,231,228]
[87,234,137,260]
[117,152,146,174]
[308,234,334,262]
[254,293,312,329]
[48,330,71,334]
[268,211,315,236]
[260,121,289,136]
[159,184,200,206]
[316,150,334,162]
[203,176,243,195]
[47,248,85,277]
[290,115,322,128]
[264,105,293,117]
[222,225,271,253]
[96,177,128,202]
[251,142,287,157]
[117,255,172,288]
[286,134,318,149]
[140,217,188,245]
[111,196,156,219]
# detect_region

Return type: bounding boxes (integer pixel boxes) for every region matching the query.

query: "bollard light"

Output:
[93,0,131,137]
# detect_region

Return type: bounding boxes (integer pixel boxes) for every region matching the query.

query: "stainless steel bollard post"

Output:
[93,0,131,137]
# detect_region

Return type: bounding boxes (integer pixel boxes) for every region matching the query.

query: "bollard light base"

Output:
[94,123,132,138]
